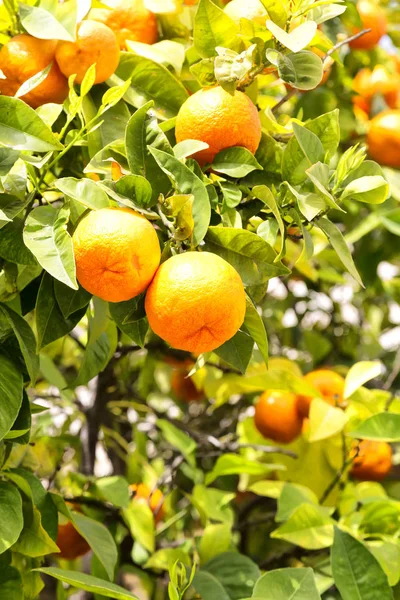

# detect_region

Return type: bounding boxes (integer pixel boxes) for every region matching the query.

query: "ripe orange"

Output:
[175,86,262,166]
[145,252,246,353]
[73,207,161,303]
[90,1,158,50]
[353,65,400,112]
[297,369,345,418]
[349,1,387,50]
[367,110,400,168]
[224,0,268,25]
[351,440,392,481]
[55,20,120,85]
[56,506,90,560]
[130,483,165,522]
[0,34,68,108]
[254,390,303,444]
[171,364,204,402]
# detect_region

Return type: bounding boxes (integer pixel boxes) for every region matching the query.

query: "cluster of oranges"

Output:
[57,484,165,560]
[254,369,393,482]
[347,1,400,169]
[72,206,247,354]
[0,0,159,108]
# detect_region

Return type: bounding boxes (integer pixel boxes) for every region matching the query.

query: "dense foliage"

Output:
[0,0,399,598]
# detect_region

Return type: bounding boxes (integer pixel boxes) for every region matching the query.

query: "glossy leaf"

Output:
[331,528,393,600]
[344,361,382,399]
[252,567,321,599]
[0,355,24,442]
[0,482,23,554]
[0,97,63,152]
[23,205,78,290]
[35,568,139,600]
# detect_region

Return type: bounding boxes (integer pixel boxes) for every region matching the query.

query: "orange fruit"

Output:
[353,65,400,112]
[224,0,268,25]
[171,365,204,402]
[349,1,387,50]
[367,110,400,168]
[0,34,68,108]
[89,1,158,50]
[111,161,124,181]
[175,86,262,166]
[145,252,246,353]
[73,207,161,303]
[351,440,392,481]
[56,505,90,560]
[254,390,303,444]
[297,369,345,418]
[130,483,165,522]
[55,20,120,85]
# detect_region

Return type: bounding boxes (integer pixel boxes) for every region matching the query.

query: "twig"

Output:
[326,29,372,57]
[319,444,360,505]
[234,443,297,458]
[272,88,297,113]
[384,346,400,392]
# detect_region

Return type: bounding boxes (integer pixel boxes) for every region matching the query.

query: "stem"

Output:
[326,29,372,57]
[272,88,297,113]
[319,443,360,505]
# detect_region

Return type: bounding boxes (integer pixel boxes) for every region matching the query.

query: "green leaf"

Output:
[73,331,112,387]
[282,110,339,185]
[194,0,239,58]
[368,540,400,587]
[23,205,78,290]
[191,485,235,525]
[35,568,139,600]
[271,504,334,550]
[0,148,20,176]
[203,552,260,600]
[276,483,321,523]
[267,21,317,52]
[35,274,87,350]
[192,571,230,600]
[214,330,254,374]
[55,178,110,210]
[205,453,283,485]
[113,53,189,119]
[0,304,39,384]
[71,512,118,580]
[317,217,363,287]
[109,299,148,348]
[259,0,288,26]
[344,361,382,399]
[146,549,191,572]
[19,3,75,41]
[331,528,393,600]
[0,218,37,265]
[125,101,173,204]
[243,296,268,365]
[199,524,232,565]
[341,176,390,205]
[278,50,323,91]
[252,567,321,599]
[0,565,23,599]
[0,482,23,554]
[95,476,131,509]
[308,399,348,443]
[212,148,262,177]
[5,391,31,444]
[13,502,59,557]
[54,281,92,319]
[149,147,211,245]
[253,185,285,260]
[292,123,325,166]
[15,63,53,99]
[157,419,197,466]
[123,500,155,553]
[348,413,400,442]
[0,97,63,151]
[0,354,23,442]
[204,226,289,286]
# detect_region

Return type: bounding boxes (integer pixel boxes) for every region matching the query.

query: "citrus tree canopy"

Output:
[0,0,399,599]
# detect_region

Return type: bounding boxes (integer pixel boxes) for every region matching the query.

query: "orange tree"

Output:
[0,0,400,598]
